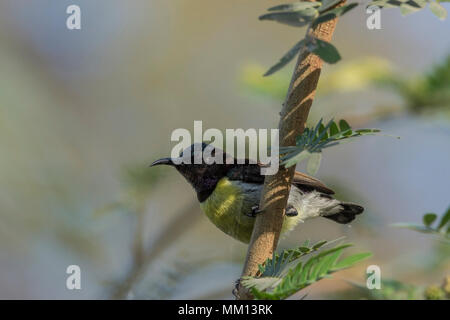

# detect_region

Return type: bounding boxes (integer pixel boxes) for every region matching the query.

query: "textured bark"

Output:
[237,4,344,300]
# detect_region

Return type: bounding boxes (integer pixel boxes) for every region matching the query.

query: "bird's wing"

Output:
[226,162,265,184]
[226,162,334,195]
[292,171,335,194]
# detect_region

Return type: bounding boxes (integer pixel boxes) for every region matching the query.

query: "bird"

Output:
[150,143,364,244]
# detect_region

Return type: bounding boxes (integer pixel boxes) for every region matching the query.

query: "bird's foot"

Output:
[285,205,298,217]
[246,206,263,218]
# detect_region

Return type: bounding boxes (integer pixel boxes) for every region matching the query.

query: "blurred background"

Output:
[0,0,448,299]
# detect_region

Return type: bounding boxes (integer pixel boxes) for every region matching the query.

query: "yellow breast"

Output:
[199,177,302,243]
[199,178,254,243]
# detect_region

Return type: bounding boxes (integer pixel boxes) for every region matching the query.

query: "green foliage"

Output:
[259,3,320,27]
[312,3,359,27]
[260,0,446,76]
[259,0,353,75]
[240,58,394,101]
[349,275,450,300]
[263,35,342,76]
[401,54,450,112]
[424,285,446,300]
[368,0,447,19]
[349,278,423,299]
[344,54,450,113]
[423,213,438,227]
[348,208,450,301]
[369,0,426,14]
[426,55,450,95]
[308,38,341,64]
[391,207,450,242]
[279,118,382,174]
[429,1,448,19]
[244,54,450,117]
[264,40,306,76]
[241,239,372,300]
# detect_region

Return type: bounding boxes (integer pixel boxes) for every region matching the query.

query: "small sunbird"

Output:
[151,143,363,243]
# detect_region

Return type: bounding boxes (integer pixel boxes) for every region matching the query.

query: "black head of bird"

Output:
[150,143,230,200]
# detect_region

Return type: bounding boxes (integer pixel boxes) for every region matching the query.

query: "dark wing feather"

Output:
[226,161,334,194]
[226,162,265,183]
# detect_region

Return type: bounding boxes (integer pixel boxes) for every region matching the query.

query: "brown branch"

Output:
[237,3,345,300]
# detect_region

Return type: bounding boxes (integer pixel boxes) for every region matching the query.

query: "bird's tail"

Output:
[323,202,364,224]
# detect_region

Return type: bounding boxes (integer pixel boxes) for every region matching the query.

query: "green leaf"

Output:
[355,128,381,134]
[264,40,305,76]
[368,0,397,8]
[314,243,353,260]
[429,1,448,20]
[242,240,372,300]
[332,252,372,270]
[400,4,418,14]
[309,38,341,64]
[437,207,450,230]
[423,213,438,227]
[406,0,428,9]
[329,121,339,136]
[282,150,311,168]
[317,250,343,277]
[241,276,282,292]
[339,119,351,131]
[390,223,435,233]
[259,9,318,27]
[343,129,353,136]
[312,3,359,27]
[306,152,322,175]
[411,0,428,7]
[318,123,328,140]
[399,0,425,15]
[367,0,431,10]
[320,0,346,12]
[312,240,328,250]
[392,207,450,242]
[308,260,323,281]
[285,119,383,168]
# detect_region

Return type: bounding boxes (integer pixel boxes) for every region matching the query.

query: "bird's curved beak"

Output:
[150,157,174,167]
